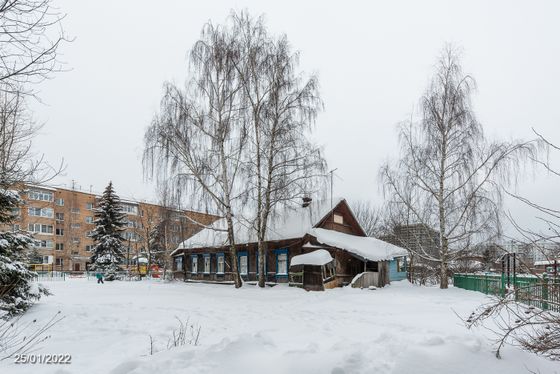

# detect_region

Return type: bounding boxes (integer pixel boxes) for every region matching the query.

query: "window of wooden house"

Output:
[396,257,406,272]
[275,249,288,275]
[323,261,336,280]
[217,253,225,274]
[333,214,344,224]
[203,254,210,274]
[175,256,183,271]
[191,255,198,274]
[238,253,248,275]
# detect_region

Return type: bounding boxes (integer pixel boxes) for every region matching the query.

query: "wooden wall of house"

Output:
[316,202,366,236]
[176,239,304,284]
[388,257,407,281]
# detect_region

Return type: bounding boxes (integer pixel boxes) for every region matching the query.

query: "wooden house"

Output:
[171,198,408,288]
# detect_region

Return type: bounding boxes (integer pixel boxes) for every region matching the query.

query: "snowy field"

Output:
[2,279,558,374]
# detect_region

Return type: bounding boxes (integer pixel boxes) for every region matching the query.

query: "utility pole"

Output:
[329,168,338,210]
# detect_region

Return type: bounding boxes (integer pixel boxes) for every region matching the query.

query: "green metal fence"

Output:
[453,273,560,313]
[32,271,66,281]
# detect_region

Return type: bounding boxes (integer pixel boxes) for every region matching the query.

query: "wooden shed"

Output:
[289,249,337,291]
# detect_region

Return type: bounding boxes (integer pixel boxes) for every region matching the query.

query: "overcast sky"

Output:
[31,0,560,233]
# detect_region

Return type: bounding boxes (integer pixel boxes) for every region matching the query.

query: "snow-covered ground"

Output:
[2,279,558,374]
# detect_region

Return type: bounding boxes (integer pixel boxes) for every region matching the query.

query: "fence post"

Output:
[500,272,505,297]
[542,273,548,311]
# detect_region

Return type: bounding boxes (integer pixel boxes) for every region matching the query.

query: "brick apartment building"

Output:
[7,184,218,272]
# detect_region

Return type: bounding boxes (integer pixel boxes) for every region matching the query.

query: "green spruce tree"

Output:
[90,182,127,281]
[0,188,48,318]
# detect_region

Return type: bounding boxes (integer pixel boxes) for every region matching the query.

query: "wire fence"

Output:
[454,273,560,313]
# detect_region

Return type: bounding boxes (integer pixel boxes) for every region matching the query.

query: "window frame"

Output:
[216,253,225,275]
[191,255,198,274]
[28,207,54,218]
[275,248,289,277]
[28,190,53,202]
[203,254,211,274]
[333,213,344,224]
[396,257,407,273]
[175,256,183,271]
[237,251,248,275]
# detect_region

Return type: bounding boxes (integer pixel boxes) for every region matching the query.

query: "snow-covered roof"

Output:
[173,198,346,255]
[534,259,559,266]
[24,183,58,192]
[308,228,408,261]
[290,249,334,267]
[132,256,149,263]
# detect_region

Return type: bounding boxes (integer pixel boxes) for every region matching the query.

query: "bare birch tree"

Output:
[380,45,538,289]
[351,200,385,237]
[144,20,246,288]
[0,0,69,96]
[465,130,559,360]
[230,12,326,287]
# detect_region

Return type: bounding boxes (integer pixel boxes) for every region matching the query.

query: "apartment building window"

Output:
[71,223,81,229]
[85,216,93,224]
[86,202,94,210]
[121,204,138,215]
[85,245,94,252]
[28,207,54,218]
[55,198,64,206]
[55,243,64,251]
[56,228,64,236]
[55,258,63,267]
[71,237,80,244]
[11,224,20,232]
[122,231,141,242]
[34,240,54,249]
[28,223,54,234]
[85,231,94,237]
[11,207,21,218]
[126,220,138,228]
[55,212,64,221]
[71,207,80,214]
[28,190,53,202]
